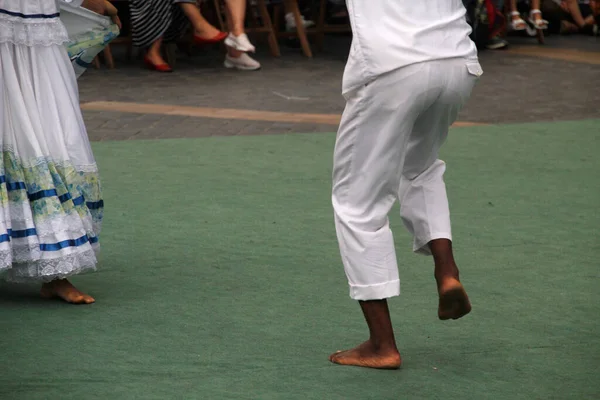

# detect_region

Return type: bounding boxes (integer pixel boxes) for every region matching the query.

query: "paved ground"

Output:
[78,34,600,141]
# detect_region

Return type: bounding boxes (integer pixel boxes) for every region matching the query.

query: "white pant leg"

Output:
[399,59,480,255]
[332,58,481,301]
[332,64,432,301]
[399,159,452,255]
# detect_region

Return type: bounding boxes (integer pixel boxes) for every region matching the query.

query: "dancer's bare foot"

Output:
[437,277,471,320]
[429,239,471,320]
[329,340,402,369]
[40,279,95,304]
[330,299,401,369]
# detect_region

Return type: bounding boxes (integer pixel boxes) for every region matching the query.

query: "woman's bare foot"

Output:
[41,279,95,304]
[329,340,402,369]
[437,277,471,320]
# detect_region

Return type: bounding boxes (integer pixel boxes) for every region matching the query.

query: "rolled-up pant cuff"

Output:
[413,232,452,256]
[349,279,400,301]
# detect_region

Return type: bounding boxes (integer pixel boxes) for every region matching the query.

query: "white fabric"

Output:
[0,40,101,282]
[0,0,83,46]
[342,0,478,95]
[332,58,482,301]
[59,1,110,38]
[0,42,96,168]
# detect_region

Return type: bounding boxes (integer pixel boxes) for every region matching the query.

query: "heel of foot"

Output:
[329,342,402,370]
[438,279,471,320]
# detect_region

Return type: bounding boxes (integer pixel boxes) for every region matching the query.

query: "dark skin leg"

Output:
[329,239,471,369]
[431,239,472,320]
[329,299,403,369]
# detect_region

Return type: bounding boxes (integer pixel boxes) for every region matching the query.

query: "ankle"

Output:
[435,266,459,281]
[367,338,398,353]
[434,261,460,284]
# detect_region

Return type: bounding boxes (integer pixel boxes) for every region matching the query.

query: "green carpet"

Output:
[1,119,599,400]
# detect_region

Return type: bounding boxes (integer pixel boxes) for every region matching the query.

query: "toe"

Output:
[330,350,347,363]
[69,295,85,304]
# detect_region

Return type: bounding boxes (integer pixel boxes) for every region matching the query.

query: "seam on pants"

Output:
[335,86,369,205]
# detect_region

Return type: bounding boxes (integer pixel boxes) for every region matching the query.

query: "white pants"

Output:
[332,57,482,301]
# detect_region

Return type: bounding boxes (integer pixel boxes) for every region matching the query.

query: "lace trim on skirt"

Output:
[0,15,69,46]
[1,247,98,283]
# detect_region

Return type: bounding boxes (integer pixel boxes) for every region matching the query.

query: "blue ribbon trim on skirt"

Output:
[0,230,98,250]
[0,8,60,19]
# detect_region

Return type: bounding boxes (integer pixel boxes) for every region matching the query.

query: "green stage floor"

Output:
[1,119,599,400]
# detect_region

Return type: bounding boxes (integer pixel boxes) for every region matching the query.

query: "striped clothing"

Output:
[130,0,195,48]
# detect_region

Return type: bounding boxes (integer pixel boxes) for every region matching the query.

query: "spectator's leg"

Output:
[222,0,261,70]
[560,0,587,27]
[487,0,509,49]
[222,0,255,53]
[530,0,549,29]
[146,36,167,65]
[178,2,224,39]
[225,0,246,36]
[509,0,527,30]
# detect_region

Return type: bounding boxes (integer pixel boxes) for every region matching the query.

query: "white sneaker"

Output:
[285,12,315,31]
[224,53,261,71]
[224,33,255,53]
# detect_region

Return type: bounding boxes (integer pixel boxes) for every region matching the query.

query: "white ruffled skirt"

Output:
[0,41,103,283]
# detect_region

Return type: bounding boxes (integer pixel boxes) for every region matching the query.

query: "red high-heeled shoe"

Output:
[144,56,173,73]
[194,31,227,45]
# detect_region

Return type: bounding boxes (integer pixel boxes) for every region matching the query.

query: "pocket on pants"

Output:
[465,60,484,78]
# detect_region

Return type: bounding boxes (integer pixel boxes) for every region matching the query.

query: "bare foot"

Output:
[329,340,402,369]
[437,277,471,320]
[41,279,95,304]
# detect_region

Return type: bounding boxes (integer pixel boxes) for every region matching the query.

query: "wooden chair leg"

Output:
[536,28,545,44]
[315,0,327,52]
[126,40,133,60]
[273,4,282,34]
[248,2,261,30]
[165,43,177,67]
[103,44,115,69]
[93,56,101,69]
[257,0,281,57]
[285,0,312,57]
